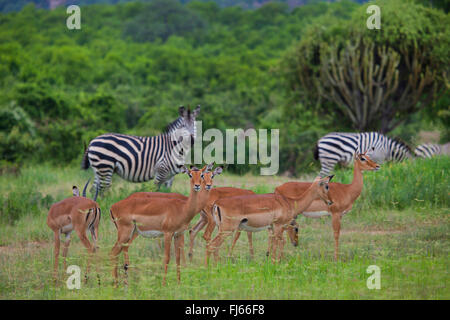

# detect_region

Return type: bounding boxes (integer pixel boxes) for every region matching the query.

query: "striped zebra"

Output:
[414,143,450,159]
[81,105,200,193]
[314,132,413,176]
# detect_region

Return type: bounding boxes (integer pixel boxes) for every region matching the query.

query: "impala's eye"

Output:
[361,157,366,161]
[295,228,299,233]
[325,185,329,190]
[200,174,204,179]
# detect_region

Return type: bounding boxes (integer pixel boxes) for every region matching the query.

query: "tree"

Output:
[282,0,449,133]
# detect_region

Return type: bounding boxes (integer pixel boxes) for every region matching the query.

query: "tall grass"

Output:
[333,156,449,210]
[0,158,448,299]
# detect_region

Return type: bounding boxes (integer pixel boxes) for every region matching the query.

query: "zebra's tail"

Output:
[313,143,319,161]
[81,141,90,170]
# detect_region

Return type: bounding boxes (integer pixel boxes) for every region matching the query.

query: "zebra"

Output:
[314,132,413,176]
[81,105,200,193]
[414,143,450,159]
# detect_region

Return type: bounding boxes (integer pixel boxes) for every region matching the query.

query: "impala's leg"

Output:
[62,232,71,272]
[123,232,138,278]
[53,231,61,280]
[75,227,95,283]
[202,209,216,243]
[228,231,241,257]
[266,228,274,257]
[247,232,254,259]
[188,213,207,261]
[162,232,174,286]
[331,212,341,261]
[110,225,133,287]
[280,229,287,260]
[271,225,284,263]
[174,234,183,284]
[179,233,186,267]
[205,230,228,266]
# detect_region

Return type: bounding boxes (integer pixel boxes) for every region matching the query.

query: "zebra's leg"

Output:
[319,158,336,177]
[163,176,175,189]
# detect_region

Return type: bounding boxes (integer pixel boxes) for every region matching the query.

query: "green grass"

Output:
[0,158,448,299]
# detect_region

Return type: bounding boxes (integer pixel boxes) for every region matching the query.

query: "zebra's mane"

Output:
[163,117,185,134]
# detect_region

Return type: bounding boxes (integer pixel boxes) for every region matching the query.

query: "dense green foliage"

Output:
[282,0,449,133]
[0,0,448,175]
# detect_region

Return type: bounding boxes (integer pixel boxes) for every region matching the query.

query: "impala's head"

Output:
[286,220,299,247]
[201,162,224,191]
[354,152,380,171]
[311,175,334,206]
[181,165,204,192]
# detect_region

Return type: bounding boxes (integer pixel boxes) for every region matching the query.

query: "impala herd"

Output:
[47,152,380,286]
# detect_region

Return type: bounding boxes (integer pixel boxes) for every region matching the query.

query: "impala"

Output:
[118,162,221,268]
[47,180,100,281]
[275,152,380,260]
[207,175,334,264]
[109,164,223,285]
[127,183,298,261]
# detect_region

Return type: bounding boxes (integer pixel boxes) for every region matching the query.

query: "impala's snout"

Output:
[374,165,381,171]
[194,184,201,191]
[327,200,333,206]
[205,184,212,191]
[292,241,298,247]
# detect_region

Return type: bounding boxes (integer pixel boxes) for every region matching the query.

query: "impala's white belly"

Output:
[137,229,164,238]
[302,211,330,218]
[61,223,73,234]
[238,221,269,232]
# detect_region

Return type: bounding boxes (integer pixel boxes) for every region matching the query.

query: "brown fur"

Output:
[275,153,380,260]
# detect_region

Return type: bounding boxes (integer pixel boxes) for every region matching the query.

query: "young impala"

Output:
[47,180,100,281]
[207,175,334,264]
[275,152,380,260]
[109,164,223,286]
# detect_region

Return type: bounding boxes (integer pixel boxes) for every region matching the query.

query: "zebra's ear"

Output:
[179,106,187,118]
[192,105,200,118]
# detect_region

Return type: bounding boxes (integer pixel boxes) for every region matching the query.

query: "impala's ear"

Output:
[313,176,321,183]
[180,165,189,174]
[205,162,215,172]
[72,186,79,197]
[189,165,200,171]
[212,166,223,177]
[328,175,334,182]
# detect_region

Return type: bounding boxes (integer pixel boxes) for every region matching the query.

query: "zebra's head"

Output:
[171,105,200,147]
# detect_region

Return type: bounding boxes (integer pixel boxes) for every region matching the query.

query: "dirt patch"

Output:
[0,241,50,255]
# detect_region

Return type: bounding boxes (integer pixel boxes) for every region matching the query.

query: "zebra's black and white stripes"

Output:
[314,132,412,176]
[414,143,450,159]
[81,106,200,193]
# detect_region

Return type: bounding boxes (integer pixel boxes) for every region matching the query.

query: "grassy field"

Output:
[0,158,448,299]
